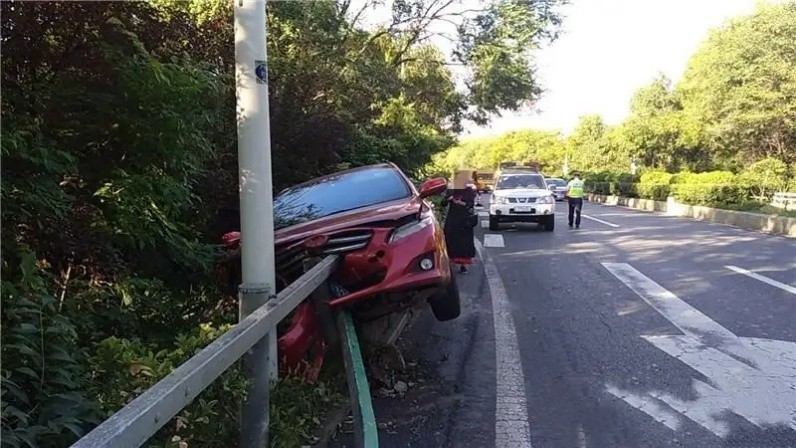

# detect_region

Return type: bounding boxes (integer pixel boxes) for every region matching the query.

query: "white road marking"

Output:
[483,234,505,248]
[605,385,681,432]
[581,214,619,227]
[475,239,533,448]
[725,265,796,296]
[602,262,796,438]
[576,424,588,448]
[481,220,489,228]
[478,210,489,217]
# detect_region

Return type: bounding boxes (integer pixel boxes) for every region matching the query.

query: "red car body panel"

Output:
[221,164,449,381]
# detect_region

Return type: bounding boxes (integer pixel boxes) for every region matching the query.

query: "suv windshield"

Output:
[274,166,411,230]
[546,178,566,187]
[495,174,546,190]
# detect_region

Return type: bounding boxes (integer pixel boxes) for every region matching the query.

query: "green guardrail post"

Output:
[337,310,379,448]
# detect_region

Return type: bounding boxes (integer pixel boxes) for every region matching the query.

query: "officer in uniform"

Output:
[566,172,585,229]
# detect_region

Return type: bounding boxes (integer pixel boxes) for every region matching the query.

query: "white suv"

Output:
[488,172,555,231]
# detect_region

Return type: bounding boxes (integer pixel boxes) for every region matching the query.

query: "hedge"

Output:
[582,169,781,208]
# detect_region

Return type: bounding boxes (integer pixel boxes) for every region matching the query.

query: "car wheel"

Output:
[543,215,555,231]
[488,215,500,231]
[430,274,461,321]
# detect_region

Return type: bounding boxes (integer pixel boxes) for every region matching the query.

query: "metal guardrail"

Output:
[71,255,377,447]
[772,192,796,211]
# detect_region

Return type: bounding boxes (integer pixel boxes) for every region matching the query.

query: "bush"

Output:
[636,184,669,201]
[672,183,752,206]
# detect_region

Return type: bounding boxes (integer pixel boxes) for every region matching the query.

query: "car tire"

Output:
[542,215,555,232]
[430,274,461,321]
[488,215,500,231]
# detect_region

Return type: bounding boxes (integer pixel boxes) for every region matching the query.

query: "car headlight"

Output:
[389,215,434,243]
[491,195,507,205]
[536,196,554,204]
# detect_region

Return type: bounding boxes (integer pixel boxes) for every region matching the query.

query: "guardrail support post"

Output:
[235,0,276,446]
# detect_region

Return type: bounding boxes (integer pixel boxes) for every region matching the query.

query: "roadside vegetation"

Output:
[427,2,796,215]
[1,0,564,446]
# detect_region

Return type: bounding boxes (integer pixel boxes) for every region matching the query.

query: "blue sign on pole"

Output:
[255,60,267,84]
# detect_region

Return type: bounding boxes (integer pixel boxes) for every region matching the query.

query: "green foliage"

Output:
[738,157,790,197]
[269,375,343,448]
[1,253,99,448]
[678,2,796,167]
[88,325,249,447]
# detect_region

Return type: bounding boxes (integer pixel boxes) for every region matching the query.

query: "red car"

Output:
[220,163,460,380]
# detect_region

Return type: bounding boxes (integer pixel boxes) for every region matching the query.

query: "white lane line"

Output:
[581,214,619,228]
[725,266,796,296]
[481,220,489,228]
[478,210,489,217]
[475,239,533,448]
[483,234,505,248]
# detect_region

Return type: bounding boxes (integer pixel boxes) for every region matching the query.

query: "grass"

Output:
[269,360,347,448]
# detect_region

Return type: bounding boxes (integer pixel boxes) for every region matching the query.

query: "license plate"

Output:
[515,206,533,212]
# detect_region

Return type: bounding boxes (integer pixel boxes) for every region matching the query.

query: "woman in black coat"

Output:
[441,183,477,273]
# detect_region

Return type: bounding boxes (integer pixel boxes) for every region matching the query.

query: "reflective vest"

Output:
[567,179,585,198]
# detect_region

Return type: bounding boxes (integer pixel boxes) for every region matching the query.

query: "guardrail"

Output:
[71,255,377,448]
[772,192,796,211]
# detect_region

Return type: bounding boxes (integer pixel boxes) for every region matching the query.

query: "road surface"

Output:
[331,198,796,448]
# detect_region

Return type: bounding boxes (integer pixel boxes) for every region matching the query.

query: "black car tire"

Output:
[488,215,500,231]
[542,215,555,231]
[430,274,461,321]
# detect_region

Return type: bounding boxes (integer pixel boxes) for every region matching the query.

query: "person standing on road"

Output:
[441,183,477,273]
[566,172,585,229]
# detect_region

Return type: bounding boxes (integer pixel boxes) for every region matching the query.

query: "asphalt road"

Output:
[331,197,796,448]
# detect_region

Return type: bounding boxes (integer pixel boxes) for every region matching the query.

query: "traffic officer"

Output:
[566,172,585,229]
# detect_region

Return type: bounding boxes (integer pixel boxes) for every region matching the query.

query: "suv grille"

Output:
[507,197,535,204]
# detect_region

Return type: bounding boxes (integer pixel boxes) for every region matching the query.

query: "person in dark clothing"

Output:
[441,184,477,273]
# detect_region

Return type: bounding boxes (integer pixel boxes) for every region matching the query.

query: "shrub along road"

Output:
[332,199,796,447]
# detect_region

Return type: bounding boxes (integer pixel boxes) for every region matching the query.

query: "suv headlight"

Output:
[491,195,507,205]
[536,196,554,204]
[389,215,434,243]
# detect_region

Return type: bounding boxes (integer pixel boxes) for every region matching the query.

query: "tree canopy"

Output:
[430,1,796,182]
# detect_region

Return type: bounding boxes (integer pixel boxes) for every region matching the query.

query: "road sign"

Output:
[603,263,796,439]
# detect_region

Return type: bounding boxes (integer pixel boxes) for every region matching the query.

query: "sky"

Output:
[356,0,761,137]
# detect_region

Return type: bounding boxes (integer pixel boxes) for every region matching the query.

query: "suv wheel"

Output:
[488,215,500,231]
[430,274,461,321]
[542,215,555,232]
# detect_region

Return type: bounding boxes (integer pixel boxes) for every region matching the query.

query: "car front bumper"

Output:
[489,202,555,221]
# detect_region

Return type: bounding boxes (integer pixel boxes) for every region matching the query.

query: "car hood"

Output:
[275,196,422,244]
[492,188,551,198]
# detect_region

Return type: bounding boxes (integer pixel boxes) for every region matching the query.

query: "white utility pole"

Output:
[234,0,277,445]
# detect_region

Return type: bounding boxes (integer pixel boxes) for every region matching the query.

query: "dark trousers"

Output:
[568,197,583,227]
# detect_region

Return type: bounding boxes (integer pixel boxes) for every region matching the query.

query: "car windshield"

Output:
[546,178,566,187]
[496,174,546,190]
[273,167,411,230]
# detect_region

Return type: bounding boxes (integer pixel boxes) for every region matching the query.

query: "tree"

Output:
[678,2,796,168]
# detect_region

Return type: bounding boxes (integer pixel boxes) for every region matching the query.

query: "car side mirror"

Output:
[419,177,447,198]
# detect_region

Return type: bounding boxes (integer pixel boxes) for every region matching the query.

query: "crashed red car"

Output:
[220,163,461,379]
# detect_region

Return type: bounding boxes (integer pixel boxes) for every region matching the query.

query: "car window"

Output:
[546,178,566,187]
[495,174,546,190]
[274,167,411,230]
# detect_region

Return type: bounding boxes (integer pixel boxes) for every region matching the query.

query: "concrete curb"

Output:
[587,194,796,238]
